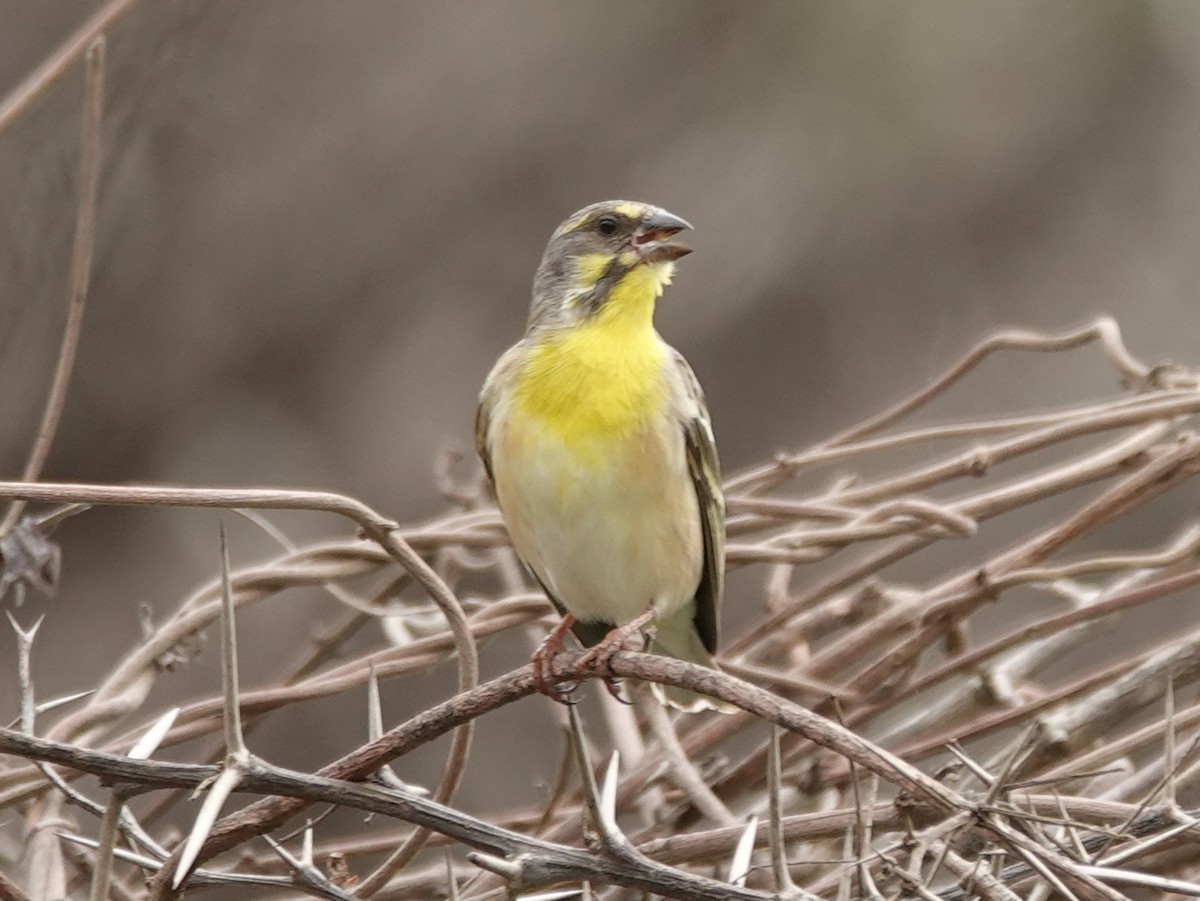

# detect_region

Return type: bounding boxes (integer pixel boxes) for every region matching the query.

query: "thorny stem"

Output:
[5,320,1200,898]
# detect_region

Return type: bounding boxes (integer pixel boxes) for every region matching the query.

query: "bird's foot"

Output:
[531,614,577,704]
[576,610,655,676]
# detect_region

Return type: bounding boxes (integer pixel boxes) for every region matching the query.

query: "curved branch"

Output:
[128,651,966,895]
[0,727,769,901]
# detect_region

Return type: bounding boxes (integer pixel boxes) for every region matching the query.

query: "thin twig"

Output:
[1,38,106,535]
[0,0,136,136]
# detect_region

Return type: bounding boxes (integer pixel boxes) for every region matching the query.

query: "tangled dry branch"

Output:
[2,316,1200,900]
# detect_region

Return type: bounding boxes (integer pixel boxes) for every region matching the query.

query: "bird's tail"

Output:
[648,613,736,714]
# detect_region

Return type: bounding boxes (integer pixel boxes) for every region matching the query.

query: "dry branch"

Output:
[4,316,1200,900]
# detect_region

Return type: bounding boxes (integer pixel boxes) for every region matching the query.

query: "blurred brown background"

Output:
[3,1,1200,801]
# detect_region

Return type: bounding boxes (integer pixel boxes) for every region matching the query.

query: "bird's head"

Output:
[528,200,692,331]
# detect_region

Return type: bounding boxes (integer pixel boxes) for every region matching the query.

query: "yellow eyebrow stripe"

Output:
[553,203,647,240]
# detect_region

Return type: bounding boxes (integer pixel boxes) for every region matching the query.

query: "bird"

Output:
[475,200,728,712]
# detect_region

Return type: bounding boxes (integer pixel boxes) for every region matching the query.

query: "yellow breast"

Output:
[511,262,672,457]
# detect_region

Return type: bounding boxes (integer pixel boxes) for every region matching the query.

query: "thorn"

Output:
[599,751,620,836]
[465,851,523,880]
[218,522,247,758]
[728,815,757,887]
[5,610,44,641]
[944,741,995,790]
[262,833,293,865]
[59,831,162,873]
[301,820,314,868]
[6,688,97,729]
[367,663,383,741]
[262,826,357,900]
[172,764,245,889]
[128,707,179,760]
[368,664,430,796]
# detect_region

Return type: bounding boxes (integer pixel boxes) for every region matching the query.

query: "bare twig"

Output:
[730,317,1156,493]
[637,687,737,828]
[1,38,105,535]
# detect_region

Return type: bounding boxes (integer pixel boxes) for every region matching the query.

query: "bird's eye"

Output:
[596,216,619,236]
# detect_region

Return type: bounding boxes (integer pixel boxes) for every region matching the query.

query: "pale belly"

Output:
[491,412,703,627]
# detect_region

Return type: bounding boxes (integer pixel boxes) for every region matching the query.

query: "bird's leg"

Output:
[532,613,577,702]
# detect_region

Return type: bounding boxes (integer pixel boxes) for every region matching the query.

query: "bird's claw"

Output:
[601,677,632,705]
[531,614,577,704]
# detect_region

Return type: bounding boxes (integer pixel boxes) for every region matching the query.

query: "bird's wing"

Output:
[673,349,725,654]
[473,392,496,485]
[475,342,527,485]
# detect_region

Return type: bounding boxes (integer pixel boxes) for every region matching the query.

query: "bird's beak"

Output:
[634,209,693,263]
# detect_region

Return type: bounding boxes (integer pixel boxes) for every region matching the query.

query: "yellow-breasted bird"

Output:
[475,200,727,712]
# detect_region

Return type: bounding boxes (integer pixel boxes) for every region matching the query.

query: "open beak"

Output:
[634,209,693,263]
